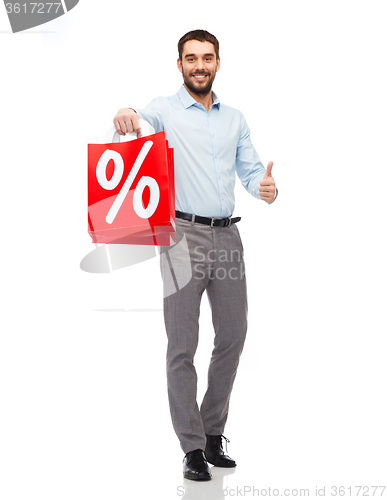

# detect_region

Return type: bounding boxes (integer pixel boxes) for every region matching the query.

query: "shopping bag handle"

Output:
[105,118,155,143]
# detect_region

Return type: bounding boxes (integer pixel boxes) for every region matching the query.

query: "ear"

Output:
[177,58,183,73]
[216,57,220,72]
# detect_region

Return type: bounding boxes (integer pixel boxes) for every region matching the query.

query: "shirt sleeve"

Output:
[235,112,267,202]
[133,97,166,133]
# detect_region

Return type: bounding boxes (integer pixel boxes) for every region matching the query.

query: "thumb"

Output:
[264,161,273,179]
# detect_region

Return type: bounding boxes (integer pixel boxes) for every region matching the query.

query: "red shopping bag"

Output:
[88,121,175,246]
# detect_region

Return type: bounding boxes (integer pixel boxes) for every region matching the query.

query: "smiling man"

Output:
[178,42,219,99]
[113,29,277,481]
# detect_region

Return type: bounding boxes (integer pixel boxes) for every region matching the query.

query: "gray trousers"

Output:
[160,217,248,454]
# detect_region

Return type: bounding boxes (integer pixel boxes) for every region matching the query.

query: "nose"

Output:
[195,58,205,71]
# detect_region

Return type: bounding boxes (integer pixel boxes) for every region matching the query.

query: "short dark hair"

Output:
[178,29,219,60]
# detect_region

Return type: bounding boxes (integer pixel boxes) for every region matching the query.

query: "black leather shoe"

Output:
[183,449,212,481]
[205,434,237,467]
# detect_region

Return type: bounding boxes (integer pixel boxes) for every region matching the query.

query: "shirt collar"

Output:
[178,84,220,109]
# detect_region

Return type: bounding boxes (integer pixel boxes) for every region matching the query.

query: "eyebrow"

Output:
[184,53,215,59]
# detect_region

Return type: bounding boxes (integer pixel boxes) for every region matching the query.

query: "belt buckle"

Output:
[211,217,231,227]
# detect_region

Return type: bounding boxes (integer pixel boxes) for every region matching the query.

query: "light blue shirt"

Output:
[135,85,276,218]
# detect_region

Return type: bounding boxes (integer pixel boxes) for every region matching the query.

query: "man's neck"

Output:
[184,84,213,112]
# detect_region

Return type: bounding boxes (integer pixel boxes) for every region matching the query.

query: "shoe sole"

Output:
[205,459,237,468]
[183,472,212,481]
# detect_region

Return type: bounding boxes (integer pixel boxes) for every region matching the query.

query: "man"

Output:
[113,29,277,481]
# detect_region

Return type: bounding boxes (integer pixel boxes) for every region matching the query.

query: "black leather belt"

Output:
[176,210,241,227]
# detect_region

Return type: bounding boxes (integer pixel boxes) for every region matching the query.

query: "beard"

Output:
[182,66,216,96]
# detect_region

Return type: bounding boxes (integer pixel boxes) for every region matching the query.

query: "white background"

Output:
[1,1,386,499]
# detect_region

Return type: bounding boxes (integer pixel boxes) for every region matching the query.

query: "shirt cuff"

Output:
[268,187,278,204]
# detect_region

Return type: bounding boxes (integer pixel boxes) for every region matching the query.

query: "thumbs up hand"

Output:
[259,161,277,203]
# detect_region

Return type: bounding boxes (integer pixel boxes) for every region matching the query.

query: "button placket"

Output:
[207,112,225,216]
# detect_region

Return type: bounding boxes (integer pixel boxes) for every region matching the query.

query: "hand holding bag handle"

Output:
[105,118,155,143]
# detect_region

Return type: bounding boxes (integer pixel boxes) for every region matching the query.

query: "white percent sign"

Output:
[96,141,160,224]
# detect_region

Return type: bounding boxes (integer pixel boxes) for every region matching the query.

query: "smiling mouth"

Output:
[192,74,208,81]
